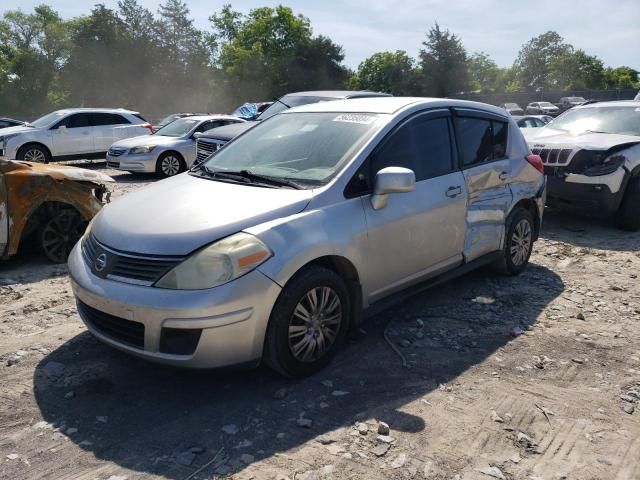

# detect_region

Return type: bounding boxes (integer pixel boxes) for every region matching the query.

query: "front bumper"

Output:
[68,243,282,368]
[546,168,627,215]
[106,152,157,172]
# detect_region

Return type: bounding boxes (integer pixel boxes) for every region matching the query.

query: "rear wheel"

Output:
[17,144,50,164]
[39,209,86,263]
[493,207,534,275]
[264,266,350,378]
[615,177,640,231]
[156,152,185,178]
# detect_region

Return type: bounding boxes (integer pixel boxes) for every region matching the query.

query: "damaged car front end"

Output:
[0,159,114,262]
[523,101,640,229]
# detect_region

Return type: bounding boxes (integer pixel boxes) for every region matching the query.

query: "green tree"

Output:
[419,23,470,96]
[550,49,606,89]
[605,66,639,89]
[513,31,572,90]
[351,50,420,95]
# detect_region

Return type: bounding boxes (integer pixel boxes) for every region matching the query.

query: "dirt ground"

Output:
[1,161,639,480]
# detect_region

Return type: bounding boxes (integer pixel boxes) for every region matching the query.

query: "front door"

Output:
[51,113,94,155]
[360,110,468,302]
[453,110,513,261]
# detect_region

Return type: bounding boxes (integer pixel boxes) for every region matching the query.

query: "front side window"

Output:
[371,115,453,181]
[55,113,90,129]
[201,112,383,185]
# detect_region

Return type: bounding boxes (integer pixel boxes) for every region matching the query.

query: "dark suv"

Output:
[195,91,391,163]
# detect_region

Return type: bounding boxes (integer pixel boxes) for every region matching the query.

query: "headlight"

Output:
[155,232,272,290]
[129,145,157,154]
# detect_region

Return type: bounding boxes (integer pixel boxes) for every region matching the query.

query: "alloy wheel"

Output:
[288,286,342,363]
[41,210,85,263]
[24,148,46,163]
[510,218,532,266]
[161,155,181,176]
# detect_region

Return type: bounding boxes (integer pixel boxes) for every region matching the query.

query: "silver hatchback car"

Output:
[68,97,546,377]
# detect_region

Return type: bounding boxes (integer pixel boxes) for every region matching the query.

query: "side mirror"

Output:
[57,125,67,133]
[371,166,415,210]
[193,132,202,139]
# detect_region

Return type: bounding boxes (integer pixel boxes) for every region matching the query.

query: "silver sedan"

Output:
[106,115,244,177]
[70,97,545,377]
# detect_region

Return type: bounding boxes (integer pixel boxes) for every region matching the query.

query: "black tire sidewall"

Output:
[264,266,351,378]
[615,177,640,231]
[156,152,185,177]
[502,208,535,275]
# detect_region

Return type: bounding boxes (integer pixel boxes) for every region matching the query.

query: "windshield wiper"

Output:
[272,97,291,109]
[218,169,304,189]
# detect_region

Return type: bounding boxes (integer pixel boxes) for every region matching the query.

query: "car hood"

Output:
[523,128,640,150]
[92,173,314,255]
[0,125,35,137]
[198,121,257,142]
[110,135,185,149]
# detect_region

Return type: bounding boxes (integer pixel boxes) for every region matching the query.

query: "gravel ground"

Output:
[1,161,639,480]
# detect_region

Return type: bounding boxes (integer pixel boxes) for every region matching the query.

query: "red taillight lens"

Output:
[526,154,544,174]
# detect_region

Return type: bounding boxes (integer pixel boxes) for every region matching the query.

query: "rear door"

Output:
[453,109,513,261]
[90,113,132,151]
[358,109,468,302]
[51,113,94,155]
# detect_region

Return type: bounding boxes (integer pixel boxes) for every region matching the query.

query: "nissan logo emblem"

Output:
[95,253,108,272]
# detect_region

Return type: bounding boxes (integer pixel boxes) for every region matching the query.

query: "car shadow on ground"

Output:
[32,263,563,479]
[540,208,640,252]
[0,241,68,285]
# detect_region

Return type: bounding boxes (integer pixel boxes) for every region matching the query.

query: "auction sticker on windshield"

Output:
[333,114,376,124]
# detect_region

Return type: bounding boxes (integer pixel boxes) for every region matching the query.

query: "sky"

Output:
[3,0,639,70]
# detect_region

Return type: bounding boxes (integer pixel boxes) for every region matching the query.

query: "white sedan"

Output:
[106,115,244,177]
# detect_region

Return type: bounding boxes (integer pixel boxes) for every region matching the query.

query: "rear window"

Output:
[90,113,130,126]
[455,117,508,166]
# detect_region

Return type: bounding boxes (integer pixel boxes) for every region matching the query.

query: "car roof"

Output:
[573,100,640,109]
[282,90,392,99]
[174,114,241,122]
[53,108,140,115]
[286,97,510,117]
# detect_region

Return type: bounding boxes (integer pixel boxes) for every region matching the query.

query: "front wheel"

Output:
[17,144,50,164]
[39,209,86,263]
[263,266,351,378]
[156,152,185,178]
[615,177,640,231]
[493,208,534,275]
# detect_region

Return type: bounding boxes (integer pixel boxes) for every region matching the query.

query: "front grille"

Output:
[196,139,224,162]
[106,161,120,168]
[77,300,145,349]
[532,147,573,166]
[82,234,183,286]
[107,148,126,157]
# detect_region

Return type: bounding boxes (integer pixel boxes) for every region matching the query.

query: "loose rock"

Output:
[479,465,506,480]
[371,443,390,457]
[377,421,390,435]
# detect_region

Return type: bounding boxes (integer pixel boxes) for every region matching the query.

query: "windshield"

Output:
[30,111,67,128]
[201,112,382,185]
[156,114,181,128]
[258,95,337,121]
[568,97,585,102]
[548,106,640,136]
[539,102,555,107]
[154,118,199,137]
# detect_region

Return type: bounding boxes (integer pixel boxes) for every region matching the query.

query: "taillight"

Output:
[142,123,154,134]
[526,154,544,174]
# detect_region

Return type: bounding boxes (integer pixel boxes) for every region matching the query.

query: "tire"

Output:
[155,152,185,178]
[17,143,51,164]
[39,209,86,263]
[263,266,351,378]
[493,207,535,276]
[615,177,640,231]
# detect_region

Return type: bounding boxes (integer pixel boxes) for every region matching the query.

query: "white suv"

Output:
[0,108,152,163]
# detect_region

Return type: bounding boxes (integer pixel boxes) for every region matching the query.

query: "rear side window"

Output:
[90,113,130,126]
[455,117,508,166]
[372,116,453,181]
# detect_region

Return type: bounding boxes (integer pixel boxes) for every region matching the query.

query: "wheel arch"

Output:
[509,198,541,241]
[17,141,53,161]
[13,201,82,255]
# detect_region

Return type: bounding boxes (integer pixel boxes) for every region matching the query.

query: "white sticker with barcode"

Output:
[332,114,376,124]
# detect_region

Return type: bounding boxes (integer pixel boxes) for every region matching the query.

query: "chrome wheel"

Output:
[510,219,532,266]
[161,155,181,176]
[288,286,342,363]
[23,148,46,163]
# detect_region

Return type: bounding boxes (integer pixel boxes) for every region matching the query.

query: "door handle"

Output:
[499,171,509,181]
[445,186,462,198]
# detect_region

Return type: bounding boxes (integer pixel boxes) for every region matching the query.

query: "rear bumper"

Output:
[546,169,627,215]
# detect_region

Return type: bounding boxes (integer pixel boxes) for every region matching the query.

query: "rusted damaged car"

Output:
[0,159,113,263]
